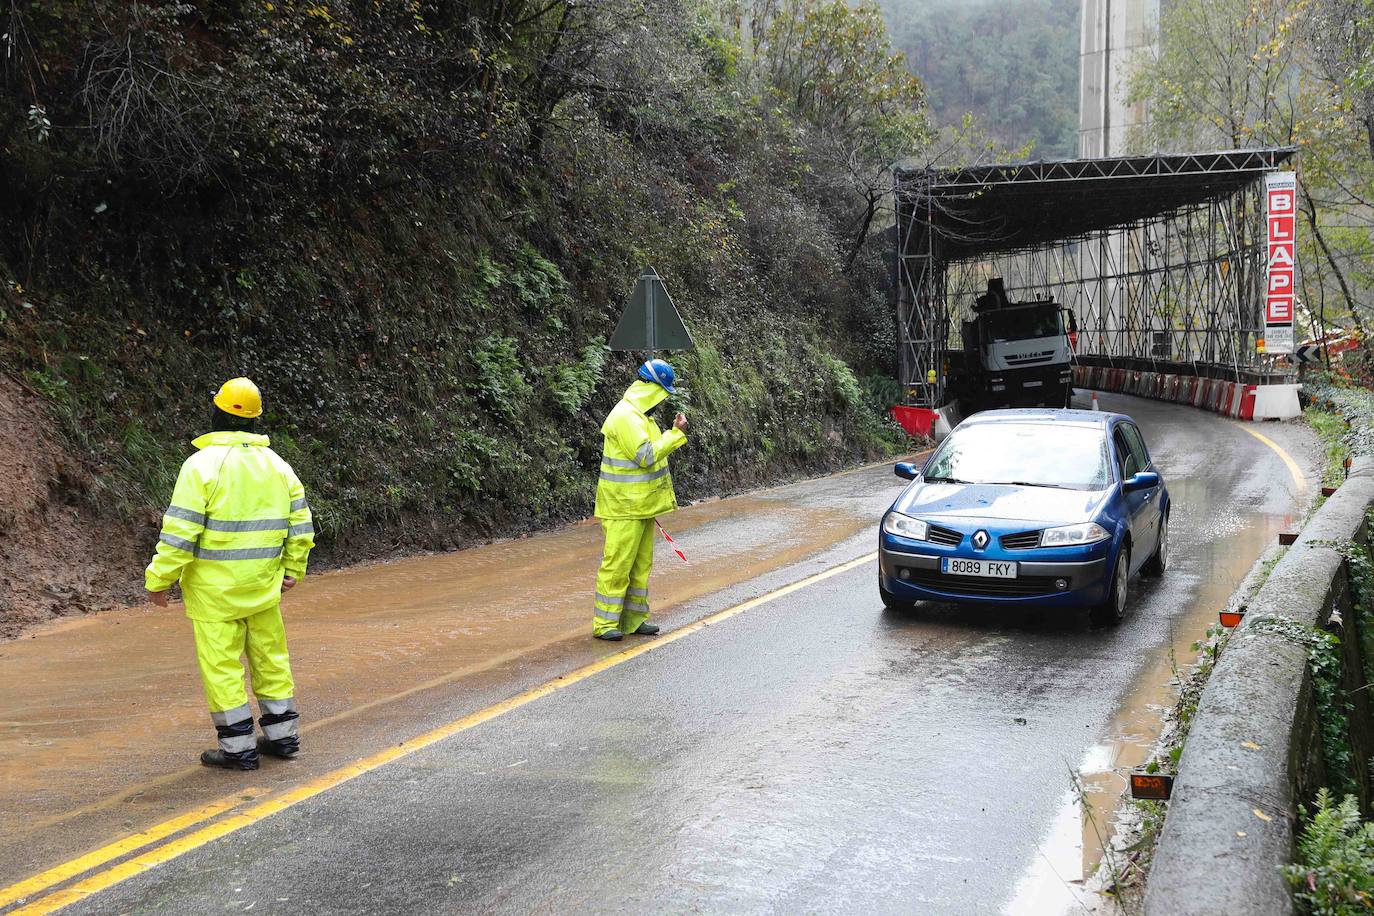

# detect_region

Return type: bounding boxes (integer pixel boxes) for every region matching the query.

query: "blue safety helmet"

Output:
[637,358,678,393]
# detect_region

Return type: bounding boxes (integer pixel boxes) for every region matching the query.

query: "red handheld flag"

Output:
[655,520,687,562]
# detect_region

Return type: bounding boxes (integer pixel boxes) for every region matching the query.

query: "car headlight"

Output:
[883,512,929,541]
[1040,522,1111,546]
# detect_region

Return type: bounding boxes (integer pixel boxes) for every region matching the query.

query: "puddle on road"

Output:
[1003,474,1299,915]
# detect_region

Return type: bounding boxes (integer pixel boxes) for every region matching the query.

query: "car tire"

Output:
[1143,514,1168,577]
[1090,545,1130,625]
[880,583,915,612]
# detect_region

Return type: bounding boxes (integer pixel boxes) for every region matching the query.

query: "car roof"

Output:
[959,408,1132,430]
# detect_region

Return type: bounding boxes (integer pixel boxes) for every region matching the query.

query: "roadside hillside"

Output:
[0,0,926,634]
[0,378,148,637]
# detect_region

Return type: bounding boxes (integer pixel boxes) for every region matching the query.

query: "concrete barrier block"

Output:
[1194,378,1209,408]
[1252,384,1302,420]
[1210,380,1228,414]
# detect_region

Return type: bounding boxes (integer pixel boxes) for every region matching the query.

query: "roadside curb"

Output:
[1143,457,1374,915]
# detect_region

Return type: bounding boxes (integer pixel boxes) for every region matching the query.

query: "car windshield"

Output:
[922,422,1111,490]
[984,307,1063,343]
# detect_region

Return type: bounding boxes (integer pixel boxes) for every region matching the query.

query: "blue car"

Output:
[878,409,1169,623]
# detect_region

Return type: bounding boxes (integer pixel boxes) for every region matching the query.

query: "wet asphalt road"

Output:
[61,394,1315,916]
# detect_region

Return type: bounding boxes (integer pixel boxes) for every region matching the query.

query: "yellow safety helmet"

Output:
[213,377,263,418]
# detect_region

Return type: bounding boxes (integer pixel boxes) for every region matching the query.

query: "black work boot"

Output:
[206,717,259,770]
[258,704,301,759]
[257,736,300,759]
[632,622,660,636]
[201,748,260,771]
[595,630,624,641]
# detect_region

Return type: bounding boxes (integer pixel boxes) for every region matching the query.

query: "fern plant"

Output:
[1284,789,1374,915]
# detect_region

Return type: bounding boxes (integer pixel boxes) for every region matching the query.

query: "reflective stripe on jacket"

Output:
[145,431,315,621]
[594,380,687,520]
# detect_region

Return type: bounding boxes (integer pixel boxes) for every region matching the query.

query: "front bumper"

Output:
[879,545,1110,606]
[983,365,1073,402]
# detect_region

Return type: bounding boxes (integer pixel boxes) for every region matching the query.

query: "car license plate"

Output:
[942,558,1018,579]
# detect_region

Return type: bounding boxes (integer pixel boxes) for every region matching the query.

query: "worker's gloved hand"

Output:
[673,412,688,432]
[147,589,169,608]
[282,576,297,593]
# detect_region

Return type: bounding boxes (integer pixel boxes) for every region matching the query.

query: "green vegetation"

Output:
[1129,0,1374,336]
[1307,622,1358,801]
[1285,790,1374,915]
[0,0,929,563]
[1308,408,1353,489]
[877,0,1080,159]
[1351,516,1374,705]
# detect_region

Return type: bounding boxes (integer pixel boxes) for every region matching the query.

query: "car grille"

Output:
[901,568,1059,598]
[1001,530,1041,550]
[926,524,962,547]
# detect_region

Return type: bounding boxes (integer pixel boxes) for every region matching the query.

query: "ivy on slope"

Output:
[0,0,920,563]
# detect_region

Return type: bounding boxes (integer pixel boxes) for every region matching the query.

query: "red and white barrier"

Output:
[1070,366,1300,421]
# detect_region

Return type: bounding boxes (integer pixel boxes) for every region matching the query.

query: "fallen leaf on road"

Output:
[1236,831,1247,837]
[1253,808,1272,821]
[1241,741,1261,750]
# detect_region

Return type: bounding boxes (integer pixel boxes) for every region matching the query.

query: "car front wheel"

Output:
[880,582,915,612]
[1090,545,1130,625]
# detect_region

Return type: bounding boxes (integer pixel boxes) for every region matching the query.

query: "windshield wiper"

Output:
[923,475,972,484]
[990,480,1076,489]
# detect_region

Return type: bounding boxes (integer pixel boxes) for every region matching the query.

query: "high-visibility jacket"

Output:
[594,380,687,519]
[145,431,315,622]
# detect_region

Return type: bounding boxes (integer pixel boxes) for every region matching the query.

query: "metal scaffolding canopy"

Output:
[893,147,1299,407]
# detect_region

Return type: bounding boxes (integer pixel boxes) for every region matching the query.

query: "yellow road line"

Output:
[1240,425,1308,496]
[0,790,267,909]
[6,552,878,915]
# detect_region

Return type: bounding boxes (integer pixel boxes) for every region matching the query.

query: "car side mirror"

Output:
[894,462,920,481]
[1123,471,1160,492]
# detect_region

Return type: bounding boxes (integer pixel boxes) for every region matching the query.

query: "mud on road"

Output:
[0,459,909,891]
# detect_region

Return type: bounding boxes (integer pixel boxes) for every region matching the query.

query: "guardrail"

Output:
[1072,358,1301,420]
[1144,458,1374,916]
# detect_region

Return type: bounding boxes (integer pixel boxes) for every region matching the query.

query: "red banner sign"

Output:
[1265,172,1297,354]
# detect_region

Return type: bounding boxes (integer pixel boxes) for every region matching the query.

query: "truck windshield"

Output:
[984,307,1063,343]
[922,423,1111,490]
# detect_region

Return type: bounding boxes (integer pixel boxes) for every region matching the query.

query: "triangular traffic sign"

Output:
[608,267,695,351]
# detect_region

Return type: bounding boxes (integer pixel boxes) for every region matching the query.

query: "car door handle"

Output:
[1143,492,1153,501]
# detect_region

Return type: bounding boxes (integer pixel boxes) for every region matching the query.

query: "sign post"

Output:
[1264,172,1298,356]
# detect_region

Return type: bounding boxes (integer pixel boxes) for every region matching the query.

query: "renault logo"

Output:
[972,530,990,550]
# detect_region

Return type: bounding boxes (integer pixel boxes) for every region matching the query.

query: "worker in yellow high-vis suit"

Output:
[145,378,315,771]
[593,359,688,641]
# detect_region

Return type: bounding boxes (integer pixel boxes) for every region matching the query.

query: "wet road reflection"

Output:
[44,393,1318,916]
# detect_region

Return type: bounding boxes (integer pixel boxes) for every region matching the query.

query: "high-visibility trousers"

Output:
[191,605,299,755]
[593,518,655,636]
